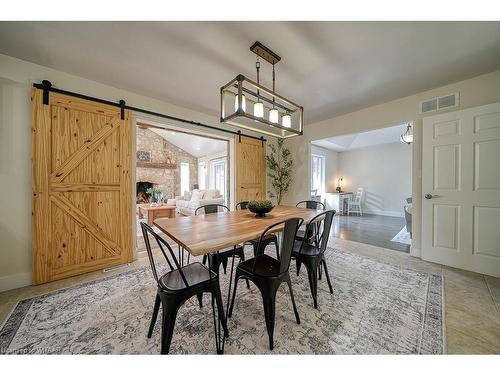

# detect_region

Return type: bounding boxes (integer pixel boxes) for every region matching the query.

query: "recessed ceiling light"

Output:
[170,131,175,135]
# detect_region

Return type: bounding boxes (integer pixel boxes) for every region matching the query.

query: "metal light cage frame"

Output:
[220,74,304,139]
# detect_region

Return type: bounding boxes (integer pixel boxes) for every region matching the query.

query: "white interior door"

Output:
[422,102,500,277]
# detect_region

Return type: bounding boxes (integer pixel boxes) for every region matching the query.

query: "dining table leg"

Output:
[207,246,239,354]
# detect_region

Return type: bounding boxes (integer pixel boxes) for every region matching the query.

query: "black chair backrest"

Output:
[141,222,190,288]
[236,201,249,210]
[297,210,335,255]
[195,204,229,215]
[296,200,325,210]
[254,218,303,275]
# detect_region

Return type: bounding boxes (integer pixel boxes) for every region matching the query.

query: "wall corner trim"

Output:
[409,246,421,258]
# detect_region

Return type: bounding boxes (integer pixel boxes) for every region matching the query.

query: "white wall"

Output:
[310,144,339,193]
[0,54,262,292]
[284,69,500,257]
[337,142,412,217]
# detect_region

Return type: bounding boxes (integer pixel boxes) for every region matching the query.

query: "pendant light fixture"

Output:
[400,123,413,144]
[253,56,264,118]
[220,41,303,138]
[234,93,246,112]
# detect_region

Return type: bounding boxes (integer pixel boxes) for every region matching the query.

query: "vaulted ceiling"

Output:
[1,22,500,124]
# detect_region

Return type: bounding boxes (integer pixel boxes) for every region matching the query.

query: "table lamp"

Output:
[336,178,343,192]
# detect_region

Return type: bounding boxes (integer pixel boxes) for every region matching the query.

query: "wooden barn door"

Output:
[32,88,133,284]
[236,136,266,202]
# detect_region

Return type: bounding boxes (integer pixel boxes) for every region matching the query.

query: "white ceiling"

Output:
[148,127,227,158]
[312,123,409,152]
[1,22,500,124]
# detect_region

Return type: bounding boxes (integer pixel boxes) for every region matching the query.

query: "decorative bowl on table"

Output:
[247,200,274,217]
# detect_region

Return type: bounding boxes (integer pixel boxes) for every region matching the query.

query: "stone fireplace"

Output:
[136,181,153,204]
[136,126,198,201]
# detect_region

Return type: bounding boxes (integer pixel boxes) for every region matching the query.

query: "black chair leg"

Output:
[285,274,300,324]
[197,293,203,308]
[159,296,180,355]
[221,257,228,274]
[259,281,279,350]
[213,281,229,338]
[238,252,250,289]
[304,260,319,308]
[295,258,301,276]
[228,273,241,318]
[322,258,334,294]
[148,293,161,338]
[318,262,322,280]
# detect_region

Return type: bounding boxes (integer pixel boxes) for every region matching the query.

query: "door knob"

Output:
[425,193,438,199]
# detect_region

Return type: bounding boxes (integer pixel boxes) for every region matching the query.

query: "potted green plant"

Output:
[247,200,274,217]
[146,186,163,206]
[266,138,293,205]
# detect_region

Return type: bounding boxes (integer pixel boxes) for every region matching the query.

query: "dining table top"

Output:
[153,205,323,256]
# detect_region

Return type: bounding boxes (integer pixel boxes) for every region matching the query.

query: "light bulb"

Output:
[269,108,279,123]
[282,114,291,128]
[234,94,246,112]
[254,102,264,118]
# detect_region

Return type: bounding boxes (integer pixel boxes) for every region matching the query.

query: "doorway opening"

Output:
[311,123,413,252]
[134,121,230,251]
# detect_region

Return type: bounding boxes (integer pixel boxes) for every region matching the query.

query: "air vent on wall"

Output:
[420,92,459,114]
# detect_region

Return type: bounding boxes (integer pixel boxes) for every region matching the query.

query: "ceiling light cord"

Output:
[256,56,261,100]
[272,64,276,108]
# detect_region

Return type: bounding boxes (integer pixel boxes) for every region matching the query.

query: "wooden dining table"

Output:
[153,205,322,256]
[153,204,323,354]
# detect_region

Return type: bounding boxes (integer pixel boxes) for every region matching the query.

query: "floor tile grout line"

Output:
[484,275,500,318]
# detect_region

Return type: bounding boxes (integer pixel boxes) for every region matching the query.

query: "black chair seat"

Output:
[292,241,320,257]
[239,254,282,277]
[159,262,213,290]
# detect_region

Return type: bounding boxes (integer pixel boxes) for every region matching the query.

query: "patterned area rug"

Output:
[0,248,444,354]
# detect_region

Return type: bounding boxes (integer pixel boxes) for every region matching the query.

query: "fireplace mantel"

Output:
[136,162,177,169]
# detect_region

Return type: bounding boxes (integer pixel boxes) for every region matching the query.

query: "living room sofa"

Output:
[175,189,224,216]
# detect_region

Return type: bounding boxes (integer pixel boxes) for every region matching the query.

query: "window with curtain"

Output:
[311,154,325,195]
[180,162,190,194]
[210,158,226,199]
[198,161,207,190]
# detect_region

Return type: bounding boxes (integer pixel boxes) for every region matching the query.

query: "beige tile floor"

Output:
[0,237,499,354]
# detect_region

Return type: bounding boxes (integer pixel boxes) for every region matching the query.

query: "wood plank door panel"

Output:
[236,136,266,202]
[32,89,132,284]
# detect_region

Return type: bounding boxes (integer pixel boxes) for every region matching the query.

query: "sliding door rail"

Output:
[33,80,266,143]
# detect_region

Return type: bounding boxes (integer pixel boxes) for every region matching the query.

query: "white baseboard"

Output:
[0,272,32,293]
[363,209,405,218]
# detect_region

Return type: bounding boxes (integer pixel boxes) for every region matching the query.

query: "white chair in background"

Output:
[347,188,364,216]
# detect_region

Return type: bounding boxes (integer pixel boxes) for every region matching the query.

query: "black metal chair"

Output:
[197,204,249,289]
[141,222,228,354]
[235,201,249,210]
[292,210,335,309]
[295,200,326,244]
[236,201,280,259]
[228,217,303,350]
[296,200,326,210]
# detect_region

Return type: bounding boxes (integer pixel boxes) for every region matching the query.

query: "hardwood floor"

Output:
[331,213,410,253]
